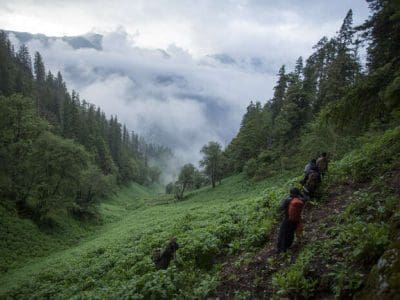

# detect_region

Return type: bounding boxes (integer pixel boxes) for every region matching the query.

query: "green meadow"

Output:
[0,173,293,298]
[1,127,400,299]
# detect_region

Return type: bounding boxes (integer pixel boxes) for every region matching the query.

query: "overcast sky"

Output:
[1,1,371,167]
[1,1,370,57]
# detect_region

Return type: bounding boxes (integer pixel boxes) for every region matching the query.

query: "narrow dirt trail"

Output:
[215,183,358,299]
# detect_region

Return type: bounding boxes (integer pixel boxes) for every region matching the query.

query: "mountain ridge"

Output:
[6,30,103,50]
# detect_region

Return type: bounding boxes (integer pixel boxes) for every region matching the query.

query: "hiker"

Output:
[277,188,306,253]
[152,238,179,269]
[316,152,329,176]
[304,159,317,174]
[301,159,319,185]
[303,170,321,198]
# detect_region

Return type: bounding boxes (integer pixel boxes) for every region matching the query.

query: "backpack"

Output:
[317,157,328,172]
[288,197,304,222]
[306,171,320,191]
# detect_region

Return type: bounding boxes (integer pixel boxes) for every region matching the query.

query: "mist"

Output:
[9,29,276,168]
[4,0,369,178]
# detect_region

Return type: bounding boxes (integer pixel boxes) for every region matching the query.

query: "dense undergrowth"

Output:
[271,127,400,299]
[0,183,155,274]
[0,171,295,298]
[1,127,398,299]
[1,1,399,298]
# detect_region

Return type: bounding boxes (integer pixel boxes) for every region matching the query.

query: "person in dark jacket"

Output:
[301,159,320,185]
[303,170,321,198]
[316,152,329,176]
[304,159,317,174]
[277,187,306,253]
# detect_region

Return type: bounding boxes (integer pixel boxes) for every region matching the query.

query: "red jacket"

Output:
[288,197,304,222]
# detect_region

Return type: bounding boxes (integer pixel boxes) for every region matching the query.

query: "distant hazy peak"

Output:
[5,30,103,50]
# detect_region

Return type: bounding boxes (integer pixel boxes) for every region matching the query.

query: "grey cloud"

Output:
[1,0,369,58]
[13,29,273,167]
[2,0,371,176]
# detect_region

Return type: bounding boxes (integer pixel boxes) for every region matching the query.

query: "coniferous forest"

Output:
[0,0,400,299]
[0,30,171,222]
[223,5,399,178]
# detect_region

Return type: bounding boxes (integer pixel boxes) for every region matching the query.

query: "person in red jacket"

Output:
[277,187,306,253]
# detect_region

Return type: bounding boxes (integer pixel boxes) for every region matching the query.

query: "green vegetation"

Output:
[0,173,294,298]
[0,31,170,225]
[1,0,399,298]
[271,127,400,299]
[0,183,154,274]
[174,163,196,200]
[167,142,223,200]
[200,141,224,188]
[222,1,400,179]
[2,126,399,298]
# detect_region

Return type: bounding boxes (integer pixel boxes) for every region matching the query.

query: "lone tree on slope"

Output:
[175,163,196,200]
[200,141,223,188]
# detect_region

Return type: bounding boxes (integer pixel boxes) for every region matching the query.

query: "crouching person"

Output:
[152,238,179,269]
[277,187,306,253]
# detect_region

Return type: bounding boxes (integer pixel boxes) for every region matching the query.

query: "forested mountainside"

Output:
[221,2,400,179]
[0,0,399,299]
[166,1,399,199]
[0,30,171,224]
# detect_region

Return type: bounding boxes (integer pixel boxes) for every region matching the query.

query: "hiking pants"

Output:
[277,218,298,252]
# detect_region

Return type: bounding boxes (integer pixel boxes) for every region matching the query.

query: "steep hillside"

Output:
[217,127,400,299]
[1,1,399,299]
[0,183,155,274]
[1,127,399,299]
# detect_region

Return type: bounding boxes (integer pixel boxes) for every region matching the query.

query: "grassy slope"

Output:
[217,127,400,299]
[0,172,294,298]
[2,128,398,299]
[0,183,154,276]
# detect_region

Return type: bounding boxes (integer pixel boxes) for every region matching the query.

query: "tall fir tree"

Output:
[270,65,287,118]
[33,52,45,83]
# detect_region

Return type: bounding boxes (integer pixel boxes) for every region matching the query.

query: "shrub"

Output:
[331,127,400,182]
[273,267,317,299]
[333,222,389,264]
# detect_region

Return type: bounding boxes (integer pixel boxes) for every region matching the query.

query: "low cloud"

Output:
[9,29,274,166]
[4,0,369,172]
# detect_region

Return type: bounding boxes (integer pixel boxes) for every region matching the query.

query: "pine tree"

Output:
[16,45,32,73]
[302,56,318,113]
[313,11,361,110]
[270,65,287,117]
[15,44,33,95]
[331,0,400,131]
[0,31,16,96]
[338,9,354,50]
[361,0,400,71]
[55,72,66,93]
[33,52,45,82]
[274,70,308,145]
[294,56,303,79]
